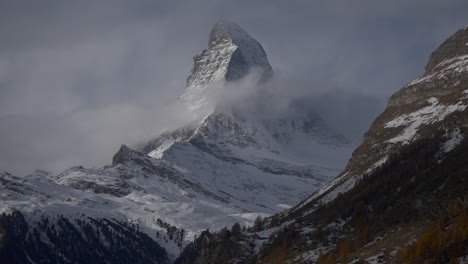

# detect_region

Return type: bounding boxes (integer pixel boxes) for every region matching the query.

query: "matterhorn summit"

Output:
[181,20,273,107]
[140,20,353,219]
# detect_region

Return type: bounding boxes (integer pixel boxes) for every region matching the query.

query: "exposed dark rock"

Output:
[426,26,468,72]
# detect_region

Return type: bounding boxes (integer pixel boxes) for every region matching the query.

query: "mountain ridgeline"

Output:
[0,21,354,263]
[1,21,467,264]
[175,26,468,264]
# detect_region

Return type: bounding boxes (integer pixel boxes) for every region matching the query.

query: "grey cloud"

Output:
[0,0,467,174]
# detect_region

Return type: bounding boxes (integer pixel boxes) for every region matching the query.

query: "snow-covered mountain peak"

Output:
[181,21,272,108]
[130,22,354,245]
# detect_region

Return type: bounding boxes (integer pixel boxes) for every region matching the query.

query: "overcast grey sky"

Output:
[0,0,467,175]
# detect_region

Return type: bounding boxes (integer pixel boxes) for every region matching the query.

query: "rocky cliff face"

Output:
[389,26,468,108]
[178,26,468,264]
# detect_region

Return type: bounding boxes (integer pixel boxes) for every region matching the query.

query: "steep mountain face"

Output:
[180,20,273,109]
[178,27,468,264]
[135,20,352,224]
[0,21,353,263]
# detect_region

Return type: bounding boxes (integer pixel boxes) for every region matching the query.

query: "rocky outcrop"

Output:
[388,26,468,108]
[345,26,468,176]
[425,26,468,72]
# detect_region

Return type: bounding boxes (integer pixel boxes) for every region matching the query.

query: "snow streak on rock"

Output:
[385,97,466,144]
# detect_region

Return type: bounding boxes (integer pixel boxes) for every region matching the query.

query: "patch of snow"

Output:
[442,128,463,153]
[385,97,467,144]
[293,171,350,211]
[276,204,292,209]
[297,154,396,209]
[148,139,175,159]
[320,176,358,204]
[366,253,385,264]
[252,225,284,254]
[463,90,468,99]
[299,245,329,263]
[458,255,468,263]
[326,218,348,229]
[365,156,388,174]
[427,97,438,104]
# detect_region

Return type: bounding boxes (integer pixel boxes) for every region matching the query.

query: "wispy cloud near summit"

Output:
[0,0,466,174]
